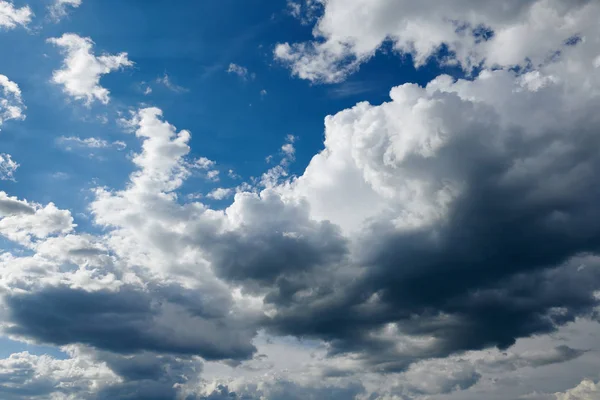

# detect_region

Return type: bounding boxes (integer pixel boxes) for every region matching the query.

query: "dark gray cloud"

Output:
[253,103,600,370]
[198,382,365,400]
[94,352,203,400]
[5,285,257,361]
[0,197,35,216]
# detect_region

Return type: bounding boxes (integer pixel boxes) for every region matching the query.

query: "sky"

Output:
[0,0,600,399]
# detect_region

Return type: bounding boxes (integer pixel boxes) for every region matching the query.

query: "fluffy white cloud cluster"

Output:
[0,0,31,29]
[555,379,600,400]
[48,34,133,105]
[276,0,600,82]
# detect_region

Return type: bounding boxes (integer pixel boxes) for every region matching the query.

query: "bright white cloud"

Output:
[0,0,31,29]
[276,0,600,83]
[48,33,133,105]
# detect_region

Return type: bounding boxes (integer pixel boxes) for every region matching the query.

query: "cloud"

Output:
[0,74,25,127]
[0,191,74,245]
[49,0,82,22]
[4,1,600,393]
[260,65,600,368]
[555,379,600,400]
[57,136,127,151]
[48,33,133,105]
[227,63,254,80]
[156,73,188,93]
[207,188,233,200]
[0,0,31,29]
[275,0,600,83]
[0,153,18,181]
[5,285,256,360]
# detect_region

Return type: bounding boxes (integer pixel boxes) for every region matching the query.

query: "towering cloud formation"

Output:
[2,1,600,398]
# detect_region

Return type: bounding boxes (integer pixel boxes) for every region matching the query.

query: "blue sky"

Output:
[2,1,600,399]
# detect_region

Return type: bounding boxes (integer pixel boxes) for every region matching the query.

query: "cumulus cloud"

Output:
[48,33,133,105]
[275,0,600,83]
[49,0,82,22]
[0,0,31,29]
[555,379,600,400]
[4,1,600,397]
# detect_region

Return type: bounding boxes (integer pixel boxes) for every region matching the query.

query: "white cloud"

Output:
[0,0,31,29]
[0,74,25,127]
[555,379,600,400]
[156,73,188,93]
[0,191,74,246]
[207,188,233,200]
[49,0,82,22]
[48,33,133,105]
[227,63,254,80]
[57,136,127,151]
[4,2,600,396]
[276,0,600,83]
[0,153,18,181]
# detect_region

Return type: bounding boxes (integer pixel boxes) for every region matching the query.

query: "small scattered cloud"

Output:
[156,73,188,93]
[227,63,255,80]
[328,81,376,98]
[0,153,18,181]
[0,74,25,128]
[49,0,82,22]
[194,157,216,170]
[206,169,220,182]
[56,136,127,151]
[207,188,233,200]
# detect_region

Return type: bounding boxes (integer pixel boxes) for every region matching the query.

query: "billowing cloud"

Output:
[555,379,600,400]
[0,0,31,29]
[276,0,600,83]
[48,33,133,105]
[3,1,600,398]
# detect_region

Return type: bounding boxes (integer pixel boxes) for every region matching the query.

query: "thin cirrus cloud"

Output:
[1,1,600,399]
[56,136,127,151]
